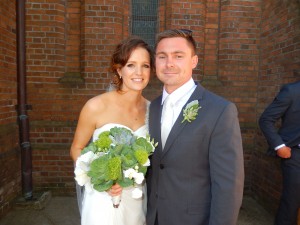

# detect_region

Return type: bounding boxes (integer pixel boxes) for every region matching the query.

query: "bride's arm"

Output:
[70,98,99,161]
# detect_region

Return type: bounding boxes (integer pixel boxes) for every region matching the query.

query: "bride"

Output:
[70,36,154,225]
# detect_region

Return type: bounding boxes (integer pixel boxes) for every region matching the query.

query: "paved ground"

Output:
[0,194,274,225]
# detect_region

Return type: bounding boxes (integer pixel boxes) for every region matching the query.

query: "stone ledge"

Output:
[13,191,52,210]
[58,72,85,85]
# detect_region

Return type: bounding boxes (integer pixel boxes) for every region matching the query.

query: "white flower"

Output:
[74,167,90,186]
[131,187,143,199]
[124,168,137,179]
[134,172,144,184]
[74,151,97,186]
[143,159,150,167]
[84,181,94,193]
[76,151,97,167]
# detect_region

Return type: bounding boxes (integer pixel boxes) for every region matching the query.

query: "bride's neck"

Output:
[117,90,144,107]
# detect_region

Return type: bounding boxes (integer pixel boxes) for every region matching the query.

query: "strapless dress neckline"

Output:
[96,123,146,133]
[92,123,148,142]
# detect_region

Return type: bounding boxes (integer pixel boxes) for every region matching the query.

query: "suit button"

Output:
[160,164,164,169]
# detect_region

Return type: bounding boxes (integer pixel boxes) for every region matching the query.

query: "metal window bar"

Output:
[130,0,159,47]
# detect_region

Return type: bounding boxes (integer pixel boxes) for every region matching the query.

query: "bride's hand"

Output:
[107,183,122,196]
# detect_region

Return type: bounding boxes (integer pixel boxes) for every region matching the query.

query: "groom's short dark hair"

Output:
[155,29,197,55]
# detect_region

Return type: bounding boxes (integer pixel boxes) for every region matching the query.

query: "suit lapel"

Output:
[149,96,163,151]
[162,83,205,156]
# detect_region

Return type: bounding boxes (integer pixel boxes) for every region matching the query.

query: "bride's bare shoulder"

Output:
[83,91,116,112]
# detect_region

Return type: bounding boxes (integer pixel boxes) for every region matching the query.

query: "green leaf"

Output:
[138,166,147,175]
[88,155,109,181]
[110,144,124,156]
[110,127,134,145]
[121,153,137,169]
[118,177,134,188]
[81,142,97,155]
[134,137,153,153]
[93,180,114,192]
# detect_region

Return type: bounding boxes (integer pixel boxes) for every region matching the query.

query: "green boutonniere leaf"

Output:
[181,100,201,123]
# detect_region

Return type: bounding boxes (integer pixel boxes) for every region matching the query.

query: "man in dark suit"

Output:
[259,80,300,225]
[146,29,244,225]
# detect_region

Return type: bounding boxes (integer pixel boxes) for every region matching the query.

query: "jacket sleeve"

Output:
[209,103,244,225]
[259,85,292,149]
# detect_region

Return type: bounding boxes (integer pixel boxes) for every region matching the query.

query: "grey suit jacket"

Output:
[146,83,244,225]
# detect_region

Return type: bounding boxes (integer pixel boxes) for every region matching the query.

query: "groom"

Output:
[146,29,244,225]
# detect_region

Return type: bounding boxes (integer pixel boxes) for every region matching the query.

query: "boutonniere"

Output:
[181,100,201,123]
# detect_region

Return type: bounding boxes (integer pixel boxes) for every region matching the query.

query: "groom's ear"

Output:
[192,55,198,69]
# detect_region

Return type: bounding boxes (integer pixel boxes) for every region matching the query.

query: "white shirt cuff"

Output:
[275,144,286,150]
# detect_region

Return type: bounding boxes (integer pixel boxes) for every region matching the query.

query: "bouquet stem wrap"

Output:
[112,195,121,208]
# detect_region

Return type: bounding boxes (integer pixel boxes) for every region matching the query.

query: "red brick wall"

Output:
[25,0,74,196]
[255,0,300,212]
[0,0,21,217]
[0,0,300,217]
[164,0,205,80]
[203,0,220,84]
[25,0,130,196]
[218,0,261,194]
[163,0,262,195]
[66,0,81,73]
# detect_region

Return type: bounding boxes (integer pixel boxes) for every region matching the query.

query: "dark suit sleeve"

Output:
[209,103,244,225]
[259,85,292,149]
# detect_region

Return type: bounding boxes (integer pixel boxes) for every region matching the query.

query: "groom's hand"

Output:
[108,183,122,196]
[276,146,291,158]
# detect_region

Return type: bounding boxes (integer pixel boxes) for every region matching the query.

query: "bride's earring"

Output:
[119,75,122,79]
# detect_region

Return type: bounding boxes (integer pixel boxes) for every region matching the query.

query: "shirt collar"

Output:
[161,78,196,105]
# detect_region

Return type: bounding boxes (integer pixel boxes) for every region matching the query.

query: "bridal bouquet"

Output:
[74,126,157,208]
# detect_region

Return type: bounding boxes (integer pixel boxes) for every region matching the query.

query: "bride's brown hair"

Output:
[110,36,154,91]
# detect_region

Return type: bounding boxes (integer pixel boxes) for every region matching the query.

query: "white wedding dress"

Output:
[81,123,147,225]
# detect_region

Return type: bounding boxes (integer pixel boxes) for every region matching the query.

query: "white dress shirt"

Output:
[161,78,197,127]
